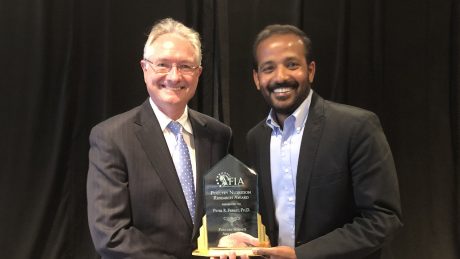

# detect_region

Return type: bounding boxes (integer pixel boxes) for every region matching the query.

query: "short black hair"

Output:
[253,24,313,70]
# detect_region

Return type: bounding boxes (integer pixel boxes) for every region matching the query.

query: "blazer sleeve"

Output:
[87,124,177,259]
[295,112,403,259]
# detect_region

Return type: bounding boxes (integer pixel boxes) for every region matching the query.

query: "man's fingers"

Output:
[218,232,261,247]
[253,247,274,256]
[253,247,282,256]
[232,232,259,246]
[253,246,296,259]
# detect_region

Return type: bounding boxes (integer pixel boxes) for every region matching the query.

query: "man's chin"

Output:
[272,105,296,117]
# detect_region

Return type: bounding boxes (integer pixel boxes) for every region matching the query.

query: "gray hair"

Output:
[143,18,202,65]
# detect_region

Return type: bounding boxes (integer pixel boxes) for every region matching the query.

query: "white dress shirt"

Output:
[149,98,197,189]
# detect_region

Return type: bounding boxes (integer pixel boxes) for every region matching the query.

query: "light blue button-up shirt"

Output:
[265,90,312,247]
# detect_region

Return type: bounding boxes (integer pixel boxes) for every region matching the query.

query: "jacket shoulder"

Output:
[90,105,143,135]
[324,100,375,117]
[322,100,381,128]
[189,109,231,135]
[247,119,266,136]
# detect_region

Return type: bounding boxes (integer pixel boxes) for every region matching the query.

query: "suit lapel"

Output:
[188,110,211,239]
[257,124,277,239]
[133,100,194,229]
[295,93,325,238]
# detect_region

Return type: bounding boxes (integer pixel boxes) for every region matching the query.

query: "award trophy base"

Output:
[192,215,270,257]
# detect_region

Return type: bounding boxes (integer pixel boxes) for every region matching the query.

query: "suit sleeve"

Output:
[87,125,177,259]
[295,113,403,259]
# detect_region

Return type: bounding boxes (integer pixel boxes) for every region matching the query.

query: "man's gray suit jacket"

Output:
[87,99,231,259]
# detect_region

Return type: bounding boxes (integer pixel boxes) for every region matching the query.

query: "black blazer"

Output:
[247,93,402,259]
[87,99,231,259]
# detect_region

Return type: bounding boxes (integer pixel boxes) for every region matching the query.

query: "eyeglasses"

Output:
[143,59,199,75]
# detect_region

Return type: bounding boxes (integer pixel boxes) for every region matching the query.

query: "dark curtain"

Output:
[0,0,458,258]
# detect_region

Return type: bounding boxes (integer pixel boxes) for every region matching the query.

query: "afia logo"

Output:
[216,172,244,187]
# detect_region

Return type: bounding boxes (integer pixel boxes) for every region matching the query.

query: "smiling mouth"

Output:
[272,87,292,93]
[163,85,186,90]
[268,80,298,94]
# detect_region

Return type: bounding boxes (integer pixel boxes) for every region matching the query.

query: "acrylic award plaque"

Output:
[192,154,269,257]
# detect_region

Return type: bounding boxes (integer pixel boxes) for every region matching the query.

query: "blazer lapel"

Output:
[188,110,211,239]
[295,93,325,238]
[134,100,193,229]
[257,124,277,240]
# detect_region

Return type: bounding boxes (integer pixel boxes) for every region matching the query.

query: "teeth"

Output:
[273,87,291,93]
[164,85,184,91]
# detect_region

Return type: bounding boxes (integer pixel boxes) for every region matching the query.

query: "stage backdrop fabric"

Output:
[0,0,459,258]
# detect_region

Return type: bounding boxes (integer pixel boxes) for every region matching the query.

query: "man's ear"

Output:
[307,61,316,83]
[140,60,148,71]
[253,69,261,90]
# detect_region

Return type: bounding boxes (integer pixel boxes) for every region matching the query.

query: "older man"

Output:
[87,18,231,259]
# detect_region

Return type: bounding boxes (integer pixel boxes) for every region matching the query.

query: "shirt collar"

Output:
[265,89,313,131]
[149,98,193,135]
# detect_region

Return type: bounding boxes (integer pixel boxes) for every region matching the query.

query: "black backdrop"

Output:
[1,0,459,258]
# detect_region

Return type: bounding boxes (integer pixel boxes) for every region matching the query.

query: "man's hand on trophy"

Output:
[210,232,270,259]
[253,246,296,259]
[211,251,247,259]
[217,232,261,247]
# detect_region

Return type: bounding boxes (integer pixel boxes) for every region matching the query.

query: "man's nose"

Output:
[274,66,289,82]
[165,65,180,82]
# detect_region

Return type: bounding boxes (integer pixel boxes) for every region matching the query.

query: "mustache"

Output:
[267,80,299,91]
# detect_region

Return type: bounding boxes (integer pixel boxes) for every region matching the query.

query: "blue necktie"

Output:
[168,121,196,223]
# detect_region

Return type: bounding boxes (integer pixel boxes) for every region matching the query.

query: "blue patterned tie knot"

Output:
[168,121,196,223]
[168,120,182,135]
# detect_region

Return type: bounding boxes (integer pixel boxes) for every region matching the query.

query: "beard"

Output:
[264,79,310,116]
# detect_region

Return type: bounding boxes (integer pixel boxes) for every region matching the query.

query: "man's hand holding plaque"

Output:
[210,232,273,259]
[218,232,261,247]
[213,236,296,259]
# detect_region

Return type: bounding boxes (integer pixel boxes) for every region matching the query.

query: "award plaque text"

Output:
[193,155,269,257]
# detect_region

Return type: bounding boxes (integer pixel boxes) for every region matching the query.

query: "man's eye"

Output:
[259,66,274,74]
[286,62,300,69]
[155,63,170,68]
[179,64,193,71]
